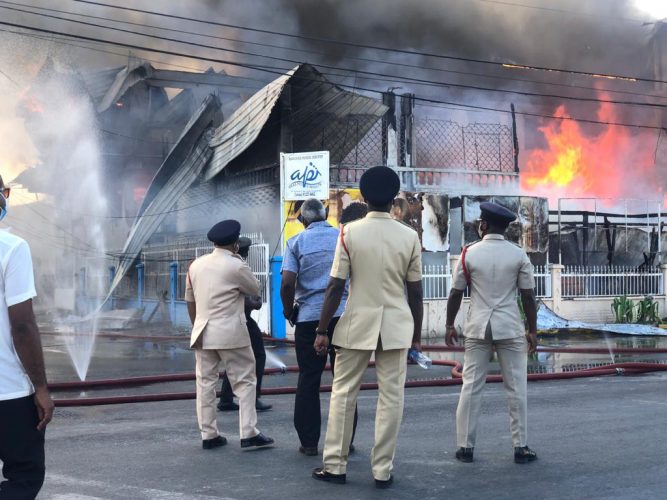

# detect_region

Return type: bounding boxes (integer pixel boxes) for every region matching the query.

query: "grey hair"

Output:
[300,198,326,223]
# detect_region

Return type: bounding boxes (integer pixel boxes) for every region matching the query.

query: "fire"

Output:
[521,102,660,204]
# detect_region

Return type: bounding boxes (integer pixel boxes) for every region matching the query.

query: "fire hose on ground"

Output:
[48,343,667,407]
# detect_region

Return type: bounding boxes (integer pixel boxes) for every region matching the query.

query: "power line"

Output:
[1,19,664,131]
[2,5,666,111]
[474,0,651,24]
[71,0,667,85]
[4,0,664,101]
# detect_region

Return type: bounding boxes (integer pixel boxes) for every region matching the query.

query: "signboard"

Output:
[281,151,330,201]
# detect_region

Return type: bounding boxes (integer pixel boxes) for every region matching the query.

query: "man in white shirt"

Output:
[445,201,538,465]
[0,176,54,499]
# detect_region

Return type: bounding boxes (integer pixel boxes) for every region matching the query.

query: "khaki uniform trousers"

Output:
[195,346,259,440]
[456,326,528,448]
[322,346,408,481]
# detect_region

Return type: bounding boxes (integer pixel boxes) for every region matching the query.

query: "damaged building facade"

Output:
[15,57,664,334]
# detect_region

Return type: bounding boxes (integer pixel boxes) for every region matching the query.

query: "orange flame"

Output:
[521,102,660,204]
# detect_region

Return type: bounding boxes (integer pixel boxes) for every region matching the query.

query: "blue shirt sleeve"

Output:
[281,237,299,274]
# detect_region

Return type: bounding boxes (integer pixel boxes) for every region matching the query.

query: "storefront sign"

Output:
[281,151,330,200]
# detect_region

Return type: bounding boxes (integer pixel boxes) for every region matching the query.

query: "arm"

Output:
[9,300,54,431]
[518,253,538,354]
[445,288,464,345]
[184,266,196,324]
[313,277,346,356]
[404,234,423,350]
[280,271,297,319]
[245,295,262,312]
[520,288,538,354]
[187,301,196,324]
[237,262,261,296]
[406,280,423,350]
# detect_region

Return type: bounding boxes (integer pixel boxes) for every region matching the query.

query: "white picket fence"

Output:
[421,263,663,300]
[422,264,550,300]
[561,265,663,298]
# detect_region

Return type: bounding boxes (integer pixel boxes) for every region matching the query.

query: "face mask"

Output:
[0,193,7,222]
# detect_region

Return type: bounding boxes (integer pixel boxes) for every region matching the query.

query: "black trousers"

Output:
[294,318,358,448]
[0,395,45,500]
[220,317,266,402]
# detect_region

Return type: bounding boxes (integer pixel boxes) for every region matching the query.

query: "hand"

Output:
[282,308,293,320]
[314,334,329,357]
[411,341,422,352]
[526,332,538,355]
[34,386,54,431]
[445,325,458,346]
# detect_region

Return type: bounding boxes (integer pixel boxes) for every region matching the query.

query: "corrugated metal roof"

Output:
[78,65,125,107]
[205,66,297,180]
[205,64,387,180]
[96,60,154,113]
[106,94,220,298]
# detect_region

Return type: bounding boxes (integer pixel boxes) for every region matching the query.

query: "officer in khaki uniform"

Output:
[185,220,274,451]
[445,202,538,464]
[311,166,424,489]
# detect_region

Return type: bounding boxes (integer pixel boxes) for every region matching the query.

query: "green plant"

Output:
[635,296,660,325]
[611,296,635,323]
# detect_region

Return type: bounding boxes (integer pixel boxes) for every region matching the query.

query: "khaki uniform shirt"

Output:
[452,234,535,340]
[330,212,422,350]
[185,248,261,349]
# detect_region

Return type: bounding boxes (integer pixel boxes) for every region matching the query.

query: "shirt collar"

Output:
[482,234,505,241]
[365,211,392,219]
[306,220,332,230]
[213,247,234,255]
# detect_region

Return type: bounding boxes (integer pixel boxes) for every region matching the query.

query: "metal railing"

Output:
[421,264,552,300]
[330,165,519,193]
[561,265,663,298]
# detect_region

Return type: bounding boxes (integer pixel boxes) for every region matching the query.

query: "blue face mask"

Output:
[0,193,7,222]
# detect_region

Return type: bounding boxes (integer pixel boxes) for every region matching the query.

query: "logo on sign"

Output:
[289,162,322,189]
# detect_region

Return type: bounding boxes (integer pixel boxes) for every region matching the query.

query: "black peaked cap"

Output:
[207,219,241,245]
[479,201,517,226]
[359,166,400,205]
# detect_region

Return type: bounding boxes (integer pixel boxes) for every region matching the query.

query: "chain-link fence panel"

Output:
[335,119,383,166]
[415,119,515,172]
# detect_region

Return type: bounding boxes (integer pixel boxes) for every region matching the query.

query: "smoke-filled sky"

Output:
[0,0,664,184]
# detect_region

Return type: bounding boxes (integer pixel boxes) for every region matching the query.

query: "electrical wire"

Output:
[71,0,667,85]
[0,20,664,131]
[2,0,664,101]
[3,4,666,110]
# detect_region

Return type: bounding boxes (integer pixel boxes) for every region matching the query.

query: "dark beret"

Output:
[207,219,241,246]
[238,236,252,250]
[359,166,400,205]
[479,201,517,227]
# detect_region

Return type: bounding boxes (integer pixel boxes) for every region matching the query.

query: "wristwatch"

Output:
[315,328,328,336]
[445,324,455,329]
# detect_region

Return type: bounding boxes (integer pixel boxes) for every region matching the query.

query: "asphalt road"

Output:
[38,372,667,500]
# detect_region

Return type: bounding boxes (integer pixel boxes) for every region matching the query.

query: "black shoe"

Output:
[455,447,474,463]
[312,467,346,484]
[241,432,274,451]
[217,401,239,412]
[202,436,227,450]
[514,446,538,464]
[299,445,318,456]
[255,399,273,412]
[348,443,355,454]
[375,474,393,489]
